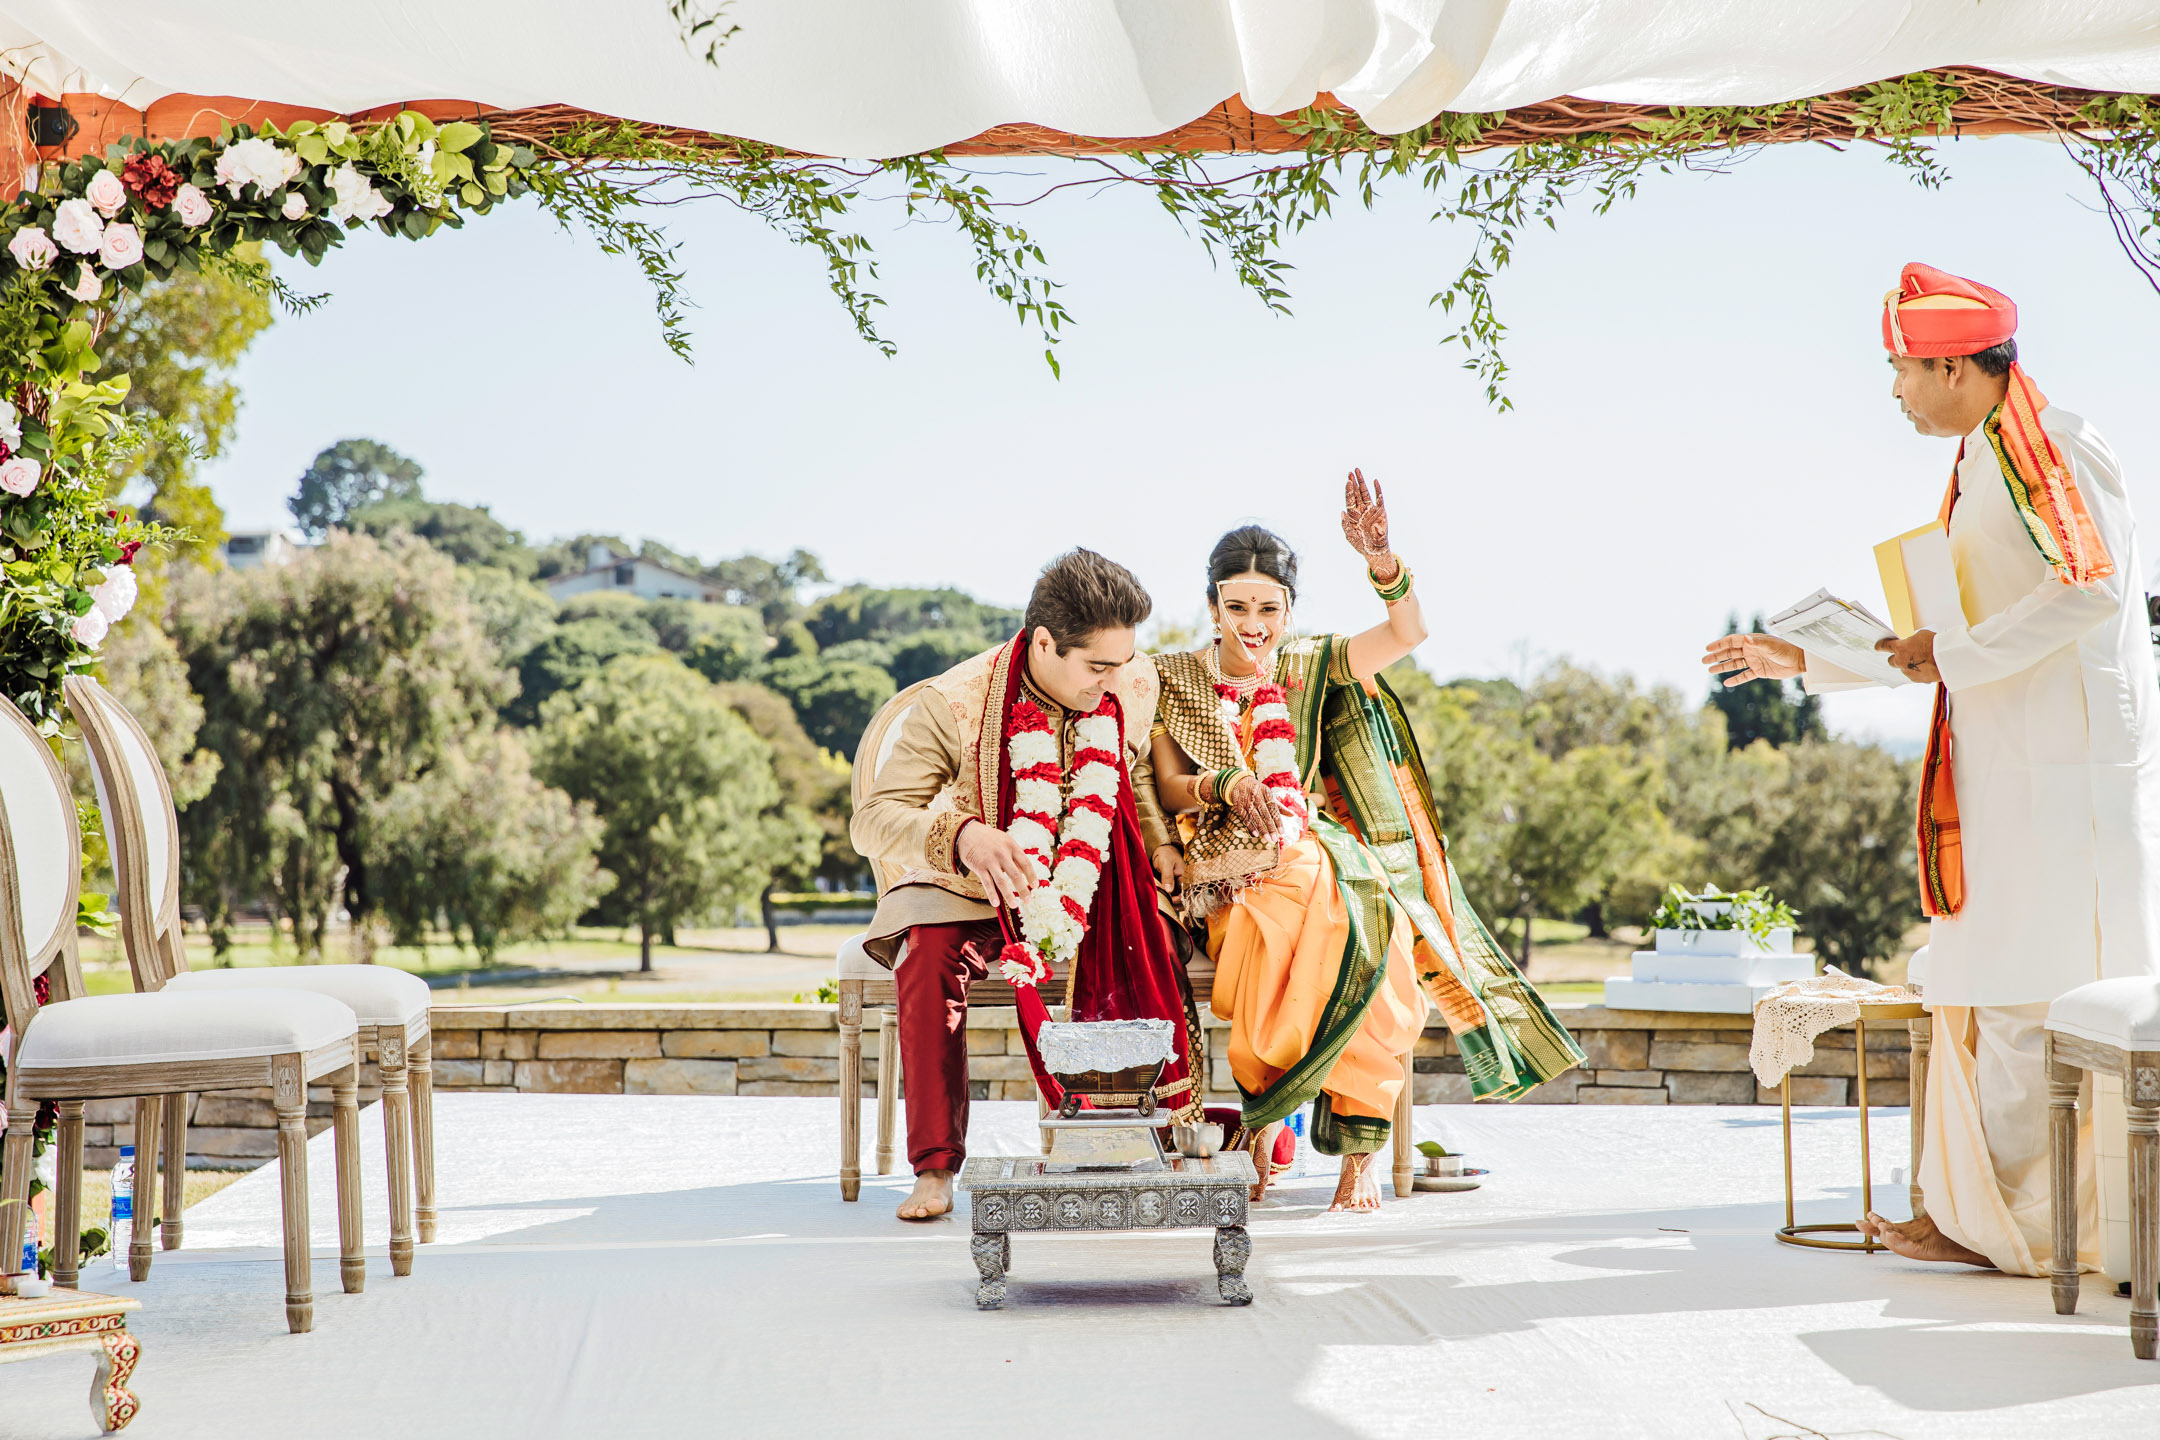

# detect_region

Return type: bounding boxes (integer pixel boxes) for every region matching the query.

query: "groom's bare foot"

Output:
[898,1170,954,1221]
[1328,1153,1383,1213]
[1859,1210,1993,1267]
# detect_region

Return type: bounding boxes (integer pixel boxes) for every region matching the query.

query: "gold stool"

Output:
[1777,1000,1931,1251]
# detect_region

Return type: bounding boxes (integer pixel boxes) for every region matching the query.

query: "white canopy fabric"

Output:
[2,1,2159,157]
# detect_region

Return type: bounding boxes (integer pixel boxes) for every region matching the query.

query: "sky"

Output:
[198,133,2160,747]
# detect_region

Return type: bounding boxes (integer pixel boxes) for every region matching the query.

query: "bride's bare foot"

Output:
[1858,1210,1993,1267]
[1247,1123,1283,1203]
[1328,1153,1383,1213]
[898,1170,954,1221]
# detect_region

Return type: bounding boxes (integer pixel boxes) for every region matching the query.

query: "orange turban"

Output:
[1881,262,2017,358]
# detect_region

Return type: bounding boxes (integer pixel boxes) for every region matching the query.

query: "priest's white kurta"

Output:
[1807,404,2160,1006]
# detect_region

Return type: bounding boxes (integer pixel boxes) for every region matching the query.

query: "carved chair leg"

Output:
[875,1007,900,1176]
[331,1058,365,1295]
[129,1097,159,1283]
[2047,1036,2082,1317]
[160,1092,187,1251]
[379,1029,416,1277]
[0,1106,32,1278]
[55,1100,84,1289]
[409,1029,437,1243]
[272,1053,314,1333]
[838,978,863,1201]
[1392,1047,1416,1200]
[2129,1056,2158,1362]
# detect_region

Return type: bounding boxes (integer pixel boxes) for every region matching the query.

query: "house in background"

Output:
[545,543,720,604]
[220,530,305,571]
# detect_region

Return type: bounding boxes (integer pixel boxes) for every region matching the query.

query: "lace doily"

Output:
[1749,972,1923,1088]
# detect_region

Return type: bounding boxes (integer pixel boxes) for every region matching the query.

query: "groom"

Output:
[850,549,1200,1221]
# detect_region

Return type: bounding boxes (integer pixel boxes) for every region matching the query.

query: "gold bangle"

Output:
[1370,560,1413,604]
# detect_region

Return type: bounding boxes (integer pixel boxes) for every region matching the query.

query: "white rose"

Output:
[0,455,41,496]
[97,222,143,270]
[62,263,101,303]
[0,399,20,451]
[84,168,127,218]
[281,191,307,221]
[327,163,395,224]
[214,137,301,199]
[70,608,110,648]
[51,198,103,254]
[8,225,56,271]
[173,183,212,228]
[90,565,139,624]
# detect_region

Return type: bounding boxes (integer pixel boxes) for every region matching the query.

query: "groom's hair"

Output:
[1025,549,1152,655]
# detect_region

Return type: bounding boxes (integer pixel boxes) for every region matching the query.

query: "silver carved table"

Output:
[957,1151,1258,1309]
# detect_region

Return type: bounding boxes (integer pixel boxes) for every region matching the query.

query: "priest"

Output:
[1703,262,2160,1274]
[850,549,1204,1221]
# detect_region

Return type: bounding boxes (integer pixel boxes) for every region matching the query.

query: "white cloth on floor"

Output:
[1920,1004,2099,1277]
[1749,973,1920,1088]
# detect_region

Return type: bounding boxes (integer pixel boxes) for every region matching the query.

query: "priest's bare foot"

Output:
[898,1170,954,1221]
[1328,1153,1383,1213]
[1860,1211,1992,1267]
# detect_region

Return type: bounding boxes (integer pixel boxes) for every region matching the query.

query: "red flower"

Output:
[1053,839,1105,868]
[1071,746,1120,771]
[121,152,181,209]
[0,442,11,466]
[1014,761,1063,784]
[1252,683,1288,708]
[118,540,142,566]
[1213,683,1240,702]
[1060,894,1090,927]
[1005,700,1052,737]
[1068,793,1116,821]
[1251,717,1295,742]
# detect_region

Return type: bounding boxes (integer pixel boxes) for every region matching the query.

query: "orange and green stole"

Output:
[1918,365,2114,916]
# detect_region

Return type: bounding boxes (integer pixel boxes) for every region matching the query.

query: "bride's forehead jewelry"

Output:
[1216,580,1288,605]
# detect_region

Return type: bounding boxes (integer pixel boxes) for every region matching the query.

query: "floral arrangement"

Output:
[1647,883,1800,943]
[1244,681,1307,846]
[0,114,539,730]
[999,696,1123,982]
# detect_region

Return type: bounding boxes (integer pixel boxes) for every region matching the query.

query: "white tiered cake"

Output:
[1602,898,1812,1014]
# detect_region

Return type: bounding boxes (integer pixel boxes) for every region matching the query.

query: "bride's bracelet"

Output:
[1198,766,1254,808]
[1369,556,1413,604]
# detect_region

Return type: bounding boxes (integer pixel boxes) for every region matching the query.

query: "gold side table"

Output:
[0,1285,144,1432]
[1777,1001,1931,1252]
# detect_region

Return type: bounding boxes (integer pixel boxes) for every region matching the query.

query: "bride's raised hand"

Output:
[1341,469,1398,581]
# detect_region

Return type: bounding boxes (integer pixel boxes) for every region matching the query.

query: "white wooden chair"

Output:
[2044,976,2159,1359]
[0,695,364,1333]
[66,677,433,1267]
[836,682,1065,1199]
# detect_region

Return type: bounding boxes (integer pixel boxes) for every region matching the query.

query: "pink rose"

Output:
[84,167,127,218]
[51,198,102,254]
[62,263,100,303]
[0,455,40,496]
[281,191,307,221]
[8,225,56,270]
[173,183,213,228]
[91,565,139,625]
[98,222,143,270]
[70,608,110,648]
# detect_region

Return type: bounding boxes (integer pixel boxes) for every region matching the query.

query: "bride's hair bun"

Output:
[1206,525,1298,604]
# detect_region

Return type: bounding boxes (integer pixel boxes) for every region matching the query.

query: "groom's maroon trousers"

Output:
[896,918,1003,1175]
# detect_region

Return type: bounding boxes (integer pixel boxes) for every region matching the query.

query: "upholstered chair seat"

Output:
[17,990,356,1070]
[165,965,431,1030]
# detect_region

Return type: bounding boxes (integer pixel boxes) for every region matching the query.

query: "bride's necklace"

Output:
[1204,639,1274,698]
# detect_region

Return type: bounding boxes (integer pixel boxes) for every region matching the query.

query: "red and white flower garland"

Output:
[998,696,1124,986]
[1215,679,1309,847]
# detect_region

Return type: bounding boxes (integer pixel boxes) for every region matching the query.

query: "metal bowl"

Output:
[1171,1122,1224,1158]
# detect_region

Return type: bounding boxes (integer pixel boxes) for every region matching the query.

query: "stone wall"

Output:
[88,1000,1915,1169]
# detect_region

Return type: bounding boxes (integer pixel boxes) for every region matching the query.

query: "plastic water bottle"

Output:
[109,1145,134,1267]
[1284,1106,1309,1178]
[18,1201,36,1276]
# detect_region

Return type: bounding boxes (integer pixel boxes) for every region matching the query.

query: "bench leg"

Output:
[2131,1057,2158,1361]
[1392,1048,1415,1199]
[2047,1036,2080,1316]
[129,1098,159,1282]
[876,1008,900,1176]
[410,1029,438,1244]
[160,1093,187,1251]
[55,1101,84,1289]
[839,979,863,1201]
[332,1060,365,1295]
[379,1029,416,1277]
[273,1054,314,1333]
[1908,1015,1930,1219]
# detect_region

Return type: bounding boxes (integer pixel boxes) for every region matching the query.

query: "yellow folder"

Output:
[1874,521,1962,636]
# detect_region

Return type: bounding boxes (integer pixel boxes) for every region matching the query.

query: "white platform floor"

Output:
[4,1096,2157,1439]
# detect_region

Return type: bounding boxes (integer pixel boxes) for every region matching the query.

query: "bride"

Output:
[1134,473,1583,1210]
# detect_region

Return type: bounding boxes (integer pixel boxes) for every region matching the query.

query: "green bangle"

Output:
[1370,559,1413,604]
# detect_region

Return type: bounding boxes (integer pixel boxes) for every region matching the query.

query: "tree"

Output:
[759,652,896,759]
[457,568,559,663]
[1709,613,1828,749]
[99,269,276,559]
[804,585,1021,651]
[369,731,613,960]
[1757,740,1925,978]
[289,438,424,541]
[169,531,511,958]
[1482,744,1662,967]
[717,681,852,943]
[503,617,659,727]
[709,549,827,630]
[533,655,783,970]
[346,497,534,574]
[653,601,768,682]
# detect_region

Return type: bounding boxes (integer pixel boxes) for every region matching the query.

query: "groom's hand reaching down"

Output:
[957,821,1037,908]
